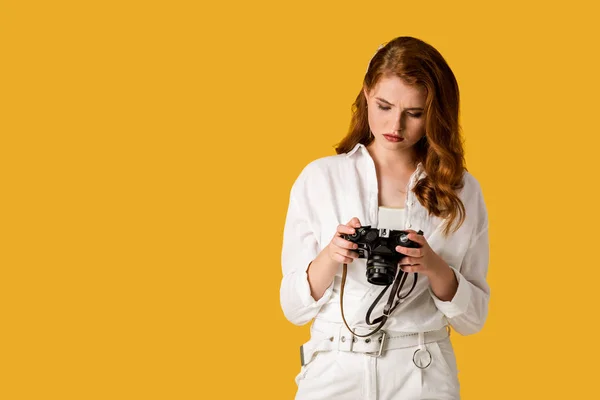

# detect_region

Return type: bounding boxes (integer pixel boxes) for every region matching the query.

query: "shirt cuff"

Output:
[429,265,471,319]
[297,260,335,308]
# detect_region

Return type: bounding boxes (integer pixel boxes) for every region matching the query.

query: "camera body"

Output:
[341,226,423,286]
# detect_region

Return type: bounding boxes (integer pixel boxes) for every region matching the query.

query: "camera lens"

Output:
[366,255,397,286]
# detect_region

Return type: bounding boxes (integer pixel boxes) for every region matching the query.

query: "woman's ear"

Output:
[363,87,369,105]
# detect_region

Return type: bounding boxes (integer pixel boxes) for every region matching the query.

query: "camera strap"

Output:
[339,264,418,339]
[367,270,417,324]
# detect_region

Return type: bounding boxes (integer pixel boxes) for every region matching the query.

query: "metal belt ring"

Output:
[412,347,432,369]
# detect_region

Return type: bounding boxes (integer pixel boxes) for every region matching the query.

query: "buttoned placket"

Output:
[364,147,379,227]
[404,168,420,230]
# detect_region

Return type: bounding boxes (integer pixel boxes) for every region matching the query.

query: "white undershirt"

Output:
[377,206,405,231]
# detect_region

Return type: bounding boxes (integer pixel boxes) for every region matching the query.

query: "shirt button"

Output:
[407,222,412,228]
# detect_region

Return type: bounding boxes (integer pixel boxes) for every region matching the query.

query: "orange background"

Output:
[1,0,599,398]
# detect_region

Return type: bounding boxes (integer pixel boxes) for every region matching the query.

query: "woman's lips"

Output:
[383,134,404,142]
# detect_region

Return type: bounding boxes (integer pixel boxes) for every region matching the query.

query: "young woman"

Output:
[280,36,490,400]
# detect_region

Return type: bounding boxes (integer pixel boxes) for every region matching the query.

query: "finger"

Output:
[395,246,423,257]
[337,224,357,236]
[347,217,362,228]
[400,264,421,273]
[339,248,359,259]
[333,253,354,264]
[399,257,419,266]
[330,242,358,257]
[333,236,359,250]
[406,232,426,245]
[335,249,358,263]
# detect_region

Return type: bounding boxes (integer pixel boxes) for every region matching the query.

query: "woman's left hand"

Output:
[395,230,450,277]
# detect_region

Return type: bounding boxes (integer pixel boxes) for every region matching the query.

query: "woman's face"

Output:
[363,75,427,150]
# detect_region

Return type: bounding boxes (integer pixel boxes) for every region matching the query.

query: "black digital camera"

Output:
[342,226,423,286]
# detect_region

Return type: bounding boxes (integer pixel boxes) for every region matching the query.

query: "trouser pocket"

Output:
[422,337,460,396]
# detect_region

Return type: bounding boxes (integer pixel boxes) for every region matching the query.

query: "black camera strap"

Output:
[340,263,386,337]
[366,270,417,325]
[339,264,418,338]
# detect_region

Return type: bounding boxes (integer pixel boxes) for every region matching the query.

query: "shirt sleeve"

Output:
[429,185,491,336]
[279,173,334,326]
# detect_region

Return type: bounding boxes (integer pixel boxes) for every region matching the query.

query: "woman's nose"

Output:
[391,112,405,131]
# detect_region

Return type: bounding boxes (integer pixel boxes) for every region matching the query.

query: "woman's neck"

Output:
[366,142,418,173]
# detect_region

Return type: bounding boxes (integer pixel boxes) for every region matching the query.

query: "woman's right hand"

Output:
[326,217,362,264]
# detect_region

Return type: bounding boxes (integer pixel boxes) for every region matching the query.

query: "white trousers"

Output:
[294,320,460,400]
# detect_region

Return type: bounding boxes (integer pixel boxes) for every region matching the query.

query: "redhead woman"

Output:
[280,36,490,400]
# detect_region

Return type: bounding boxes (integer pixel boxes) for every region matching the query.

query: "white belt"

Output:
[300,320,451,369]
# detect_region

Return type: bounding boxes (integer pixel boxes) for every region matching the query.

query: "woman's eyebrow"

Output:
[375,97,424,111]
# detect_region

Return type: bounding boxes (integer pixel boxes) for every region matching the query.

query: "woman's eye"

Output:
[377,104,422,118]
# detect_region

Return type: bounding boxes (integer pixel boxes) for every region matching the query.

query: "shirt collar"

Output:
[345,142,426,176]
[345,142,364,158]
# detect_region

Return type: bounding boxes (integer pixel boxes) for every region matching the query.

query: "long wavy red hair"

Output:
[334,36,467,237]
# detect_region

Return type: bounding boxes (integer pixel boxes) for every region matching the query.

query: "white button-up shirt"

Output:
[280,142,490,335]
